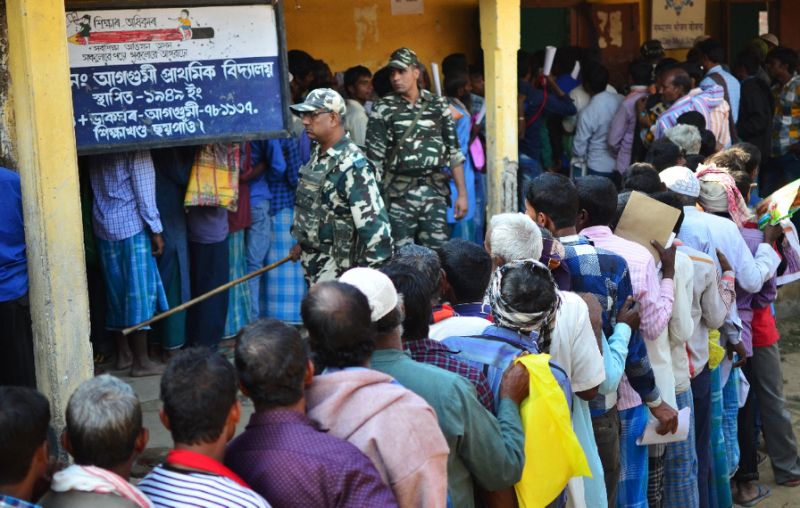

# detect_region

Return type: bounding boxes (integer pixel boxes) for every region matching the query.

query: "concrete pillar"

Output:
[0,2,17,168]
[6,0,93,429]
[480,0,520,216]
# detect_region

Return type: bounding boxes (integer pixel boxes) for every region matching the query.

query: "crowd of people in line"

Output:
[2,29,800,508]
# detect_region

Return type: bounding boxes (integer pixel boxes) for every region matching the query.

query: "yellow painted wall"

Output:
[284,0,480,73]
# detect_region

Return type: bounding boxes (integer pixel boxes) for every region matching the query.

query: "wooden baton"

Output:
[122,255,293,336]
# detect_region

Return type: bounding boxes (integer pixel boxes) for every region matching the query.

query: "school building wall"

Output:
[284,0,482,75]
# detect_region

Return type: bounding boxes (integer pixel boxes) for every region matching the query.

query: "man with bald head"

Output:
[302,281,449,508]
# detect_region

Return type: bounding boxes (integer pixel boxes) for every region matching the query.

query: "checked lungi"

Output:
[664,389,699,508]
[264,208,305,324]
[616,404,649,508]
[722,368,740,477]
[97,229,168,330]
[225,230,252,338]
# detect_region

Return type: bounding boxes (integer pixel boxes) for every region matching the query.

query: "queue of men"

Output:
[3,35,800,508]
[4,166,798,506]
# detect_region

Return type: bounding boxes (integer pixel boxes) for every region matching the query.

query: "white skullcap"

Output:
[339,267,398,322]
[659,166,700,198]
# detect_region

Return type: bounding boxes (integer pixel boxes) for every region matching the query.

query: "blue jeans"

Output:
[518,153,542,212]
[246,199,271,318]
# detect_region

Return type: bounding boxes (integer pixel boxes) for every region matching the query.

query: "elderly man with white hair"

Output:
[484,213,543,266]
[485,211,640,508]
[666,124,702,156]
[40,375,152,508]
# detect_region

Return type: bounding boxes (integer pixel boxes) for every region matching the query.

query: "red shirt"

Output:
[751,306,779,348]
[228,144,253,233]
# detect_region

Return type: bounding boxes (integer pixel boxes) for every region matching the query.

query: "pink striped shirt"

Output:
[653,85,729,146]
[581,226,675,410]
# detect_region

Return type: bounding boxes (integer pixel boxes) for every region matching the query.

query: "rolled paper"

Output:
[543,45,557,76]
[431,62,442,96]
[571,60,581,80]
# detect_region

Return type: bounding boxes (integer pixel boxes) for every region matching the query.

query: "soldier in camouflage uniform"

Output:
[365,47,468,249]
[288,88,393,285]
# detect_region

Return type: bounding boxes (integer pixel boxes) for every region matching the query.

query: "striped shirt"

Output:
[653,85,728,144]
[700,65,741,124]
[138,465,270,508]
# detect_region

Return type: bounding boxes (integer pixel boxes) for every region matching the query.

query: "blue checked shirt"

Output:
[260,137,302,216]
[89,151,163,241]
[558,235,659,416]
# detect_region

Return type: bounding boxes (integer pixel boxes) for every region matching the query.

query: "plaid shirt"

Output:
[89,150,163,241]
[265,137,302,215]
[405,338,495,412]
[771,73,800,156]
[558,235,659,415]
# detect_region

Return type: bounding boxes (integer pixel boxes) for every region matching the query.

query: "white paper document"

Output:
[636,407,691,446]
[431,63,442,96]
[543,46,556,76]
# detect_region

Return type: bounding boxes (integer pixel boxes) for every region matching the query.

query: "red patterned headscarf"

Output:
[696,163,752,227]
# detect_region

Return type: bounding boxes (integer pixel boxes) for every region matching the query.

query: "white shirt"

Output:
[677,244,731,375]
[563,84,618,133]
[344,99,369,147]
[429,316,490,341]
[549,291,606,392]
[646,251,693,406]
[549,291,606,508]
[695,210,780,340]
[689,208,780,295]
[572,90,624,173]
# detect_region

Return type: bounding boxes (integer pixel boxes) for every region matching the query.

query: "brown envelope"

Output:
[614,191,680,263]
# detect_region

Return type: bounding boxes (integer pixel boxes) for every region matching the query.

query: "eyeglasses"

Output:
[301,109,331,119]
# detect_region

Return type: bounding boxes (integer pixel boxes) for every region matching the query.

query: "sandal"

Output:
[736,484,770,507]
[779,477,800,487]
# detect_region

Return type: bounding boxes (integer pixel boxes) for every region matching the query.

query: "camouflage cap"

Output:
[289,88,346,116]
[387,47,419,70]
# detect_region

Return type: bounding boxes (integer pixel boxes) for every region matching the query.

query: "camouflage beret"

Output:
[290,88,346,116]
[388,47,420,70]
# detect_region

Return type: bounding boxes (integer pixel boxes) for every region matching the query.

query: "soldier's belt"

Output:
[390,167,439,177]
[301,242,332,256]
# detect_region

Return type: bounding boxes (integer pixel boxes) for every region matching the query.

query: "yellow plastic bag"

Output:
[184,143,240,211]
[707,329,725,370]
[514,353,591,508]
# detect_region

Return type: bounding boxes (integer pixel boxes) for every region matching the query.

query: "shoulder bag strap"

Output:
[386,99,430,169]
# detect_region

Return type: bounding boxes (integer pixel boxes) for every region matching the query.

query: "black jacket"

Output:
[736,76,774,159]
